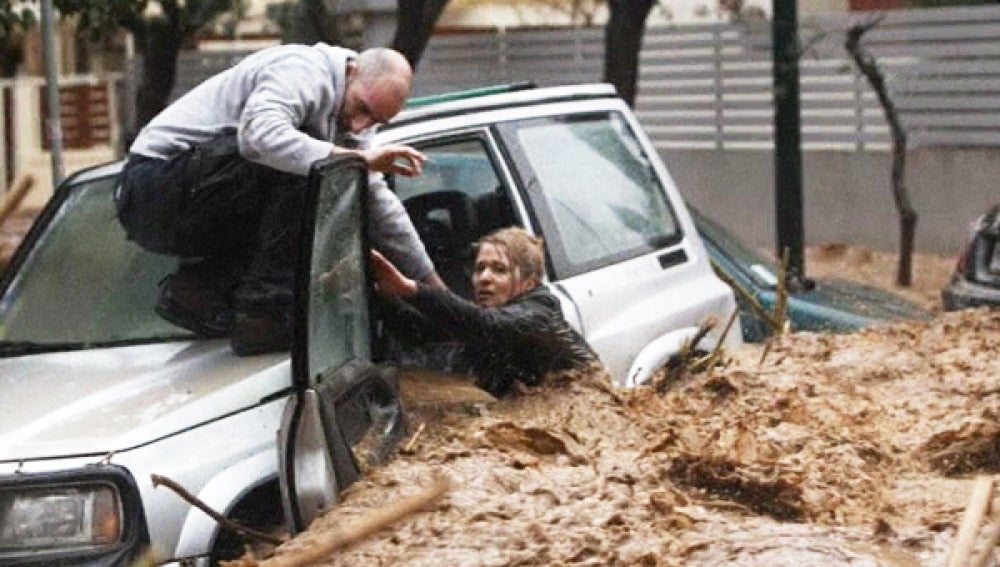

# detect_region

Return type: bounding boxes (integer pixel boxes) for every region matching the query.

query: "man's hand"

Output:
[361,145,426,177]
[370,250,418,298]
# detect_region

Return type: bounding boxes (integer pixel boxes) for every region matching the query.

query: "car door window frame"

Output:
[391,130,526,222]
[387,129,530,297]
[292,156,374,389]
[284,156,406,532]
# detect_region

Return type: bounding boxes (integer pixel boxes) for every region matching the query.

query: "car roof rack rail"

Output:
[386,83,617,131]
[406,82,537,109]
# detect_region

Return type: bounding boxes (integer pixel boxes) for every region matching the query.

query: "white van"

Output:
[0,84,741,565]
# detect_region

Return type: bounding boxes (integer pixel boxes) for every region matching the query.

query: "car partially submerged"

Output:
[0,84,741,564]
[691,207,933,342]
[942,202,1000,310]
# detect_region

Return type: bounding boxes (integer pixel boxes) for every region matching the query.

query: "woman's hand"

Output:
[370,250,418,298]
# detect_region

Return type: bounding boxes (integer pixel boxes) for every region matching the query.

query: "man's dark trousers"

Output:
[115,132,308,337]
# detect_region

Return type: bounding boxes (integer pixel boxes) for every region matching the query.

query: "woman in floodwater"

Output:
[371,226,599,396]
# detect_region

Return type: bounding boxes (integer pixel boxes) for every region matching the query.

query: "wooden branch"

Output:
[946,475,993,567]
[150,474,285,546]
[710,259,782,333]
[686,317,717,356]
[255,479,450,567]
[403,422,426,453]
[969,496,1000,567]
[716,307,740,350]
[775,248,790,335]
[0,175,35,228]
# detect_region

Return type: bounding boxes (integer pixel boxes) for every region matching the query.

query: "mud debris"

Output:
[240,308,1000,566]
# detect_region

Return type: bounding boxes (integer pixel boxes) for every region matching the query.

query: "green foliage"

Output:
[50,0,244,41]
[1,1,38,39]
[53,0,145,38]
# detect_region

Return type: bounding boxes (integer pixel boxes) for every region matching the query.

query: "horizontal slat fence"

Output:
[153,5,1000,152]
[636,6,1000,150]
[412,27,605,95]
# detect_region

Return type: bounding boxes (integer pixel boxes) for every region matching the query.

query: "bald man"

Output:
[116,45,443,356]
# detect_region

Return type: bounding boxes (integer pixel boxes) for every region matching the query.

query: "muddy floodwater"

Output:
[238,243,1000,567]
[6,211,994,566]
[249,309,1000,566]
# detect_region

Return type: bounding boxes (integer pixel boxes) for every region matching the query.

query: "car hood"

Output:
[788,277,933,332]
[0,341,290,462]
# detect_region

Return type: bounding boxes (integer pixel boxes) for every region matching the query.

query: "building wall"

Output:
[802,0,850,14]
[662,147,998,256]
[437,0,862,29]
[5,77,117,209]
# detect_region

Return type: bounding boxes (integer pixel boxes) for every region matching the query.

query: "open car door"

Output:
[277,156,407,533]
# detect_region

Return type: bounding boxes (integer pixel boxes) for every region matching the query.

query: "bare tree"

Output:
[392,0,451,69]
[845,18,917,286]
[603,0,656,106]
[389,0,659,108]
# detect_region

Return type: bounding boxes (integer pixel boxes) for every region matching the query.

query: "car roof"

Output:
[64,84,620,187]
[385,83,619,131]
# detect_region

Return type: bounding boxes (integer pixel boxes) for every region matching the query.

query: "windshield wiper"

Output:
[0,334,195,358]
[0,340,89,357]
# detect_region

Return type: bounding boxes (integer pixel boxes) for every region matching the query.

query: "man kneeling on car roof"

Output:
[371,226,601,397]
[115,45,443,357]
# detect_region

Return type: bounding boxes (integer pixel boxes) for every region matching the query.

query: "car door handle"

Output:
[658,249,688,270]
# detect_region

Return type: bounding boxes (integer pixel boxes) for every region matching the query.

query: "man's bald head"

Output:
[341,48,414,134]
[356,48,413,90]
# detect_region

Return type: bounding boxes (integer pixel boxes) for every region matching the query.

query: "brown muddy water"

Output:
[5,212,992,566]
[232,307,1000,567]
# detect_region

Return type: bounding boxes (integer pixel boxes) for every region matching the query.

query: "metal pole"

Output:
[0,84,6,192]
[772,0,804,280]
[41,0,65,187]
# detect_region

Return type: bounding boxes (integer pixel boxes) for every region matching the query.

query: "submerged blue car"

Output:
[691,207,933,342]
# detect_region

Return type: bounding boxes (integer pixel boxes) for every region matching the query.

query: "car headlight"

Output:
[0,483,122,552]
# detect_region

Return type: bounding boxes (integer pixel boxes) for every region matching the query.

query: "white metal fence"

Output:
[637,6,1000,150]
[410,5,1000,151]
[119,4,1000,152]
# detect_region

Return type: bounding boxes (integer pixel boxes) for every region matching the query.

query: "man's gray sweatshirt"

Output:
[129,42,434,280]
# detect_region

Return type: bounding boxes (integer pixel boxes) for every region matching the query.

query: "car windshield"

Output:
[689,207,780,290]
[0,171,189,352]
[498,111,681,278]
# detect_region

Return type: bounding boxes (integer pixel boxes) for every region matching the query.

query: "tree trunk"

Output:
[603,0,655,107]
[391,0,451,70]
[845,22,916,287]
[133,19,183,141]
[0,35,22,77]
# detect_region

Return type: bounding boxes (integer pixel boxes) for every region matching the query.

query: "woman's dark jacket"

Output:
[381,285,598,396]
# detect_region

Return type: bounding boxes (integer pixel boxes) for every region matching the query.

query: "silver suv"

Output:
[0,83,741,565]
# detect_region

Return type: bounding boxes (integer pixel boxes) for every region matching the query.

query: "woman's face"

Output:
[472,243,530,308]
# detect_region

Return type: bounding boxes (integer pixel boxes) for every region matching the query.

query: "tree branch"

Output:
[249,478,450,567]
[151,474,285,546]
[845,19,917,286]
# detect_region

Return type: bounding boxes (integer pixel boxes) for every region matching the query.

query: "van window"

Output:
[392,137,517,297]
[498,112,681,279]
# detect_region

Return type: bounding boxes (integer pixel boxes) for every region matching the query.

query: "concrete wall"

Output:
[660,147,1000,257]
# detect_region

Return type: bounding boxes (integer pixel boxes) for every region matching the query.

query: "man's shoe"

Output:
[155,273,234,338]
[231,312,292,356]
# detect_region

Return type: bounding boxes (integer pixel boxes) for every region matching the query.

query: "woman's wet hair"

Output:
[477,227,546,285]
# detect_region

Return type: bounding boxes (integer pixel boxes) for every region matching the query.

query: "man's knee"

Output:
[116,155,187,254]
